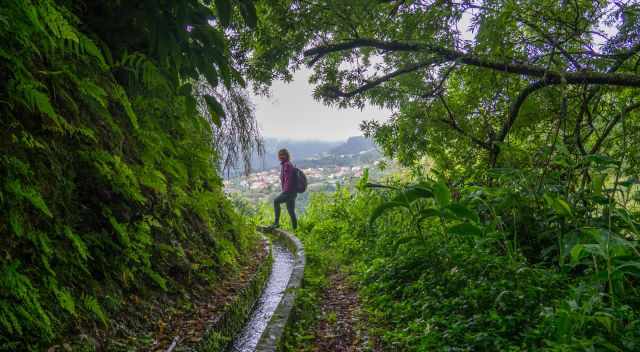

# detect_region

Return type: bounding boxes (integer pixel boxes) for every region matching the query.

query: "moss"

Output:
[0,1,257,349]
[198,242,273,351]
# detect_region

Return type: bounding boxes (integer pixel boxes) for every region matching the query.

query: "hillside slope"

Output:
[0,1,259,349]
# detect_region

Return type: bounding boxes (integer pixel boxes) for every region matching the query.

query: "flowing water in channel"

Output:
[230,241,294,351]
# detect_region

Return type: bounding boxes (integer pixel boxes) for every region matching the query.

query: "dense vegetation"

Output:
[4,0,640,350]
[238,1,640,351]
[281,170,639,350]
[0,0,263,350]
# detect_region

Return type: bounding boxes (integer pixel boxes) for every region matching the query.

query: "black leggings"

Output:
[274,192,297,229]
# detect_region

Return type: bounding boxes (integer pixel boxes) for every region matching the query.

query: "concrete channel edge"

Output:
[196,238,273,352]
[255,228,306,352]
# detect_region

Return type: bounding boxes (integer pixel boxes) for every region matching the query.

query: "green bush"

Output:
[290,168,640,351]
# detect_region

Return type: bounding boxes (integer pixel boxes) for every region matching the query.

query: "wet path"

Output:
[311,272,381,352]
[230,241,294,351]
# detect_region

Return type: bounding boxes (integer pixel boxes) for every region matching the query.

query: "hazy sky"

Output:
[250,9,478,142]
[251,68,390,141]
[251,5,615,142]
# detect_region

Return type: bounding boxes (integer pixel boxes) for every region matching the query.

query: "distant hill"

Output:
[329,136,376,156]
[251,138,341,170]
[224,136,380,177]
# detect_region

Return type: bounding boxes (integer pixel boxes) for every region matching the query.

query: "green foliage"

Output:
[240,0,640,175]
[82,295,107,327]
[0,0,261,349]
[237,1,640,350]
[0,262,52,339]
[279,236,330,351]
[287,165,640,350]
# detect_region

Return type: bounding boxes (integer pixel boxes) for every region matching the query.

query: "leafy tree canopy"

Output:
[242,0,640,175]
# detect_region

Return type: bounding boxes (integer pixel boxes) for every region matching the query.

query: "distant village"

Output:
[223,164,376,203]
[223,136,399,205]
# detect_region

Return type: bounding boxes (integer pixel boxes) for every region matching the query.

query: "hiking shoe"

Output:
[265,223,279,231]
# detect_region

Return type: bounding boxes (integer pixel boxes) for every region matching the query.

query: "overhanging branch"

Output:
[324,60,439,98]
[304,38,640,87]
[499,79,556,142]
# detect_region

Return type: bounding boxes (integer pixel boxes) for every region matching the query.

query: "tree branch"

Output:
[608,41,640,73]
[518,17,582,69]
[589,102,640,155]
[324,60,439,98]
[437,95,492,150]
[304,38,640,87]
[575,89,588,156]
[498,79,556,142]
[420,64,456,99]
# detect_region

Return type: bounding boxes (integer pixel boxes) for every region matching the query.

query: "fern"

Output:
[5,179,53,218]
[16,131,48,150]
[28,230,53,258]
[0,262,52,338]
[47,278,77,317]
[64,227,90,261]
[78,34,107,69]
[1,0,255,348]
[0,301,22,336]
[8,208,24,238]
[2,156,32,177]
[138,167,168,194]
[112,85,139,129]
[15,81,64,131]
[82,295,107,326]
[116,52,169,91]
[40,1,78,42]
[0,13,8,29]
[88,151,145,203]
[107,215,130,247]
[143,268,167,291]
[56,289,77,317]
[78,79,108,108]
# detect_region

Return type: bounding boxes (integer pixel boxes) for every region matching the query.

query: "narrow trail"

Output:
[312,272,381,352]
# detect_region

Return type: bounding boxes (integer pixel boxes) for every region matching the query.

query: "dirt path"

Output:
[312,272,381,352]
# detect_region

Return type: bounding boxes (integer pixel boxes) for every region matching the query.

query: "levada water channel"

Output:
[230,241,295,351]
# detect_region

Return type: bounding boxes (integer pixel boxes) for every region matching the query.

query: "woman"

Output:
[268,148,297,230]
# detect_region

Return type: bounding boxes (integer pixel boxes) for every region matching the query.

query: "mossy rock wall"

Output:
[0,1,257,349]
[197,239,273,351]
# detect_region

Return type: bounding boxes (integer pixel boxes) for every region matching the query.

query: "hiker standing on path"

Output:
[269,148,297,230]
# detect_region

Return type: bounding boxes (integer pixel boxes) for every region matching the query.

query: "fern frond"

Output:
[5,179,53,218]
[112,84,139,129]
[53,286,77,317]
[107,215,130,247]
[64,227,90,261]
[82,295,108,326]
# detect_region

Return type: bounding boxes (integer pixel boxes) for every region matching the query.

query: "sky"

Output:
[250,2,616,142]
[251,68,391,141]
[250,8,478,142]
